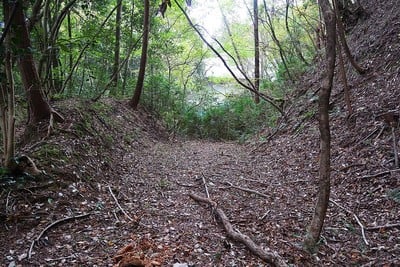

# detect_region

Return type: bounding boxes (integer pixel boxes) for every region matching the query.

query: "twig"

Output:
[330,200,369,245]
[391,126,399,168]
[5,191,12,213]
[107,185,134,221]
[189,193,288,267]
[353,213,369,246]
[375,125,386,140]
[365,223,400,231]
[45,255,77,262]
[260,210,271,220]
[201,173,210,199]
[174,179,196,187]
[224,181,269,198]
[28,213,91,259]
[361,169,400,179]
[239,177,270,187]
[357,126,380,145]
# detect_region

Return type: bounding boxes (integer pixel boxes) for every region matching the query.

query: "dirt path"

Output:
[118,140,274,266]
[2,130,399,266]
[109,139,317,266]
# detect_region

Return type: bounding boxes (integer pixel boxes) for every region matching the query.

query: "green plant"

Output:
[387,188,400,203]
[158,178,170,188]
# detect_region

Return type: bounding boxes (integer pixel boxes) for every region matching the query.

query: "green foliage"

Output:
[33,144,67,163]
[198,94,278,140]
[387,188,400,203]
[148,86,279,141]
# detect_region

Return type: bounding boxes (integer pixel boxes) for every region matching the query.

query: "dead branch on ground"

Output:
[330,199,369,245]
[108,185,134,221]
[361,169,400,179]
[189,193,288,267]
[201,172,210,199]
[28,213,91,258]
[365,223,400,231]
[223,181,269,198]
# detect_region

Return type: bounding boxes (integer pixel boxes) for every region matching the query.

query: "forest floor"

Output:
[1,0,400,266]
[0,96,399,267]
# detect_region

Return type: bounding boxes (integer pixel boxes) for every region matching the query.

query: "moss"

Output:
[33,144,67,162]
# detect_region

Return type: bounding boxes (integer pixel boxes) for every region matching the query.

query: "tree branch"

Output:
[189,193,288,266]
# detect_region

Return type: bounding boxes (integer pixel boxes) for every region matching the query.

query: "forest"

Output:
[0,0,399,266]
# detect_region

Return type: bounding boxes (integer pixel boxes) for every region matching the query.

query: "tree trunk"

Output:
[129,0,150,110]
[111,0,123,93]
[334,0,366,74]
[304,0,336,251]
[253,0,260,104]
[217,2,247,78]
[262,0,294,83]
[0,3,16,168]
[67,10,73,92]
[285,0,309,66]
[8,0,52,124]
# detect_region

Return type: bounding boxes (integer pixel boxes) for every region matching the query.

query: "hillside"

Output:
[1,0,400,266]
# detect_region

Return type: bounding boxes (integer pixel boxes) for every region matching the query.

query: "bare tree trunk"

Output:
[67,10,73,92]
[304,0,336,251]
[216,2,247,76]
[253,0,260,104]
[129,0,150,109]
[0,14,16,168]
[285,0,309,66]
[112,0,123,93]
[262,0,294,83]
[337,41,352,116]
[333,0,366,74]
[6,0,53,124]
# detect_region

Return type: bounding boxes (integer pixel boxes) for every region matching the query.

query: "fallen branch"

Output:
[174,179,196,187]
[391,126,399,168]
[361,169,400,180]
[107,185,134,221]
[28,213,91,259]
[189,193,288,267]
[224,181,269,198]
[365,223,400,231]
[201,173,210,199]
[239,177,270,187]
[330,200,369,245]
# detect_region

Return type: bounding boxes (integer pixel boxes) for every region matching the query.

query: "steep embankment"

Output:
[250,0,400,264]
[1,0,399,266]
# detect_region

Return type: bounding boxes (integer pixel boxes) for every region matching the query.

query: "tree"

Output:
[129,0,150,109]
[5,1,54,125]
[304,0,336,250]
[253,0,260,104]
[111,0,123,92]
[0,3,16,169]
[261,0,294,82]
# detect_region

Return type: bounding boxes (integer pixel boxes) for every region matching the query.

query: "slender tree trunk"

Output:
[67,10,73,92]
[285,1,309,66]
[129,0,150,109]
[333,0,366,74]
[337,41,352,116]
[304,0,336,251]
[253,0,260,104]
[7,0,53,124]
[262,0,294,83]
[0,8,15,168]
[217,2,247,74]
[112,0,123,93]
